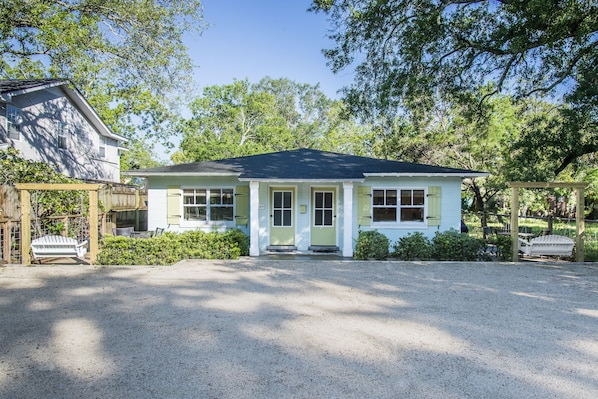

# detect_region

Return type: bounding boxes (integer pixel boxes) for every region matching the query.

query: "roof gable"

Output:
[0,79,126,143]
[0,79,67,97]
[128,149,488,180]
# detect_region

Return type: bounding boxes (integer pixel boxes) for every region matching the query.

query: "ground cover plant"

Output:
[97,229,249,265]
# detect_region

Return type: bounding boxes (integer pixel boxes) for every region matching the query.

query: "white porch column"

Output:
[342,182,354,258]
[249,181,260,256]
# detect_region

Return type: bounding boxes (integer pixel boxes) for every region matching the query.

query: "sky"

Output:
[184,0,353,100]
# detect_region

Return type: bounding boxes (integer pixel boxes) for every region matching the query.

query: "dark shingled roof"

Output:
[128,149,487,180]
[0,79,68,94]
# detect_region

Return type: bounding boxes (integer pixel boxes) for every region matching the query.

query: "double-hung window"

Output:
[372,188,426,223]
[56,122,68,149]
[98,136,106,158]
[373,189,397,222]
[400,189,425,222]
[6,105,22,140]
[183,188,234,222]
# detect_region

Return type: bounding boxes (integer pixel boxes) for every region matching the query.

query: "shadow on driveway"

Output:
[1,260,597,398]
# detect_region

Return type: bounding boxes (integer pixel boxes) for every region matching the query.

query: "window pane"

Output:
[273,210,282,226]
[373,190,385,205]
[183,196,194,205]
[373,208,396,222]
[283,210,292,226]
[7,106,21,140]
[324,210,333,226]
[211,207,234,221]
[274,192,282,208]
[324,192,333,208]
[315,209,323,226]
[210,189,221,205]
[184,206,206,221]
[401,190,412,205]
[401,208,424,222]
[315,192,323,208]
[196,190,207,204]
[283,192,292,208]
[386,190,397,205]
[183,190,195,204]
[222,189,234,204]
[58,135,67,149]
[413,190,425,205]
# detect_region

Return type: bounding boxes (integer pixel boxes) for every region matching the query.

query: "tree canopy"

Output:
[172,77,372,162]
[311,0,597,113]
[1,0,204,145]
[311,0,598,178]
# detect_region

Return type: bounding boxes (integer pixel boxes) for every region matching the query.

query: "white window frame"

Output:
[313,190,335,227]
[181,187,235,227]
[371,187,427,226]
[98,135,106,158]
[271,190,294,228]
[6,105,22,141]
[56,122,68,150]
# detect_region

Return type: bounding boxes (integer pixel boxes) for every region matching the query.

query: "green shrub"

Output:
[97,229,249,265]
[354,230,390,260]
[493,234,513,261]
[393,232,433,260]
[432,229,484,261]
[224,228,250,256]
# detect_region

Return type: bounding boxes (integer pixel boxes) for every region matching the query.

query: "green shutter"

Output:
[358,186,371,226]
[235,185,249,225]
[167,186,181,225]
[427,186,441,227]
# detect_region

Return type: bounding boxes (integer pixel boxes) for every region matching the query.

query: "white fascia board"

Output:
[237,178,365,183]
[363,172,489,178]
[124,171,242,177]
[3,80,67,100]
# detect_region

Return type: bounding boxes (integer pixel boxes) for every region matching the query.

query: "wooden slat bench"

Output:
[30,235,88,261]
[518,234,574,258]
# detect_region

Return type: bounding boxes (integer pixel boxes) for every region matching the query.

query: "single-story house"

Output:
[127,149,488,257]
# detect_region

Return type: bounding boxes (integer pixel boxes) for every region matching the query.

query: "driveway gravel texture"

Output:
[0,259,597,399]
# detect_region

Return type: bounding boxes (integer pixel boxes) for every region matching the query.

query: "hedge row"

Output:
[355,229,490,261]
[97,229,249,265]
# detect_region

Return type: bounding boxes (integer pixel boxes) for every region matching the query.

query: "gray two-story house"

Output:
[0,79,126,183]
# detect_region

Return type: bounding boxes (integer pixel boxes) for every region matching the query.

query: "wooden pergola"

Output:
[510,182,588,262]
[16,183,102,265]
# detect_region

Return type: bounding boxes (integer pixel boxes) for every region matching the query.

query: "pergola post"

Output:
[20,189,31,265]
[575,186,585,262]
[511,186,519,262]
[16,183,102,265]
[509,182,588,263]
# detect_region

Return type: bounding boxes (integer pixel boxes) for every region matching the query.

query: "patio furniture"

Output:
[113,227,134,237]
[30,235,88,261]
[518,234,574,257]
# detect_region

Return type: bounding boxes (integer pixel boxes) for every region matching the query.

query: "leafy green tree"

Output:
[311,0,598,172]
[175,78,363,162]
[0,148,87,218]
[1,0,204,147]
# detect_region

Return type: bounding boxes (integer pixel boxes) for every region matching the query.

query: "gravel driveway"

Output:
[1,260,597,399]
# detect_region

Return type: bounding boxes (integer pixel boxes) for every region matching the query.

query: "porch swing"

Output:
[28,190,89,262]
[16,183,101,264]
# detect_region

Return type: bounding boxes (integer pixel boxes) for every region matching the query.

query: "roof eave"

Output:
[363,172,489,178]
[62,85,128,143]
[237,178,365,183]
[124,171,242,177]
[0,80,67,101]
